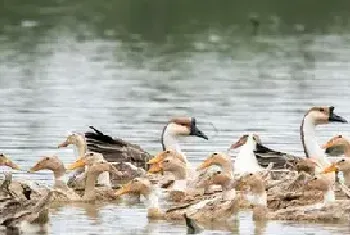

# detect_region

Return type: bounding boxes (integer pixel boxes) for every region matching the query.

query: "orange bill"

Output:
[146,153,164,165]
[5,159,20,170]
[197,158,213,170]
[322,163,338,174]
[58,141,69,148]
[67,158,86,170]
[115,182,132,196]
[148,163,163,174]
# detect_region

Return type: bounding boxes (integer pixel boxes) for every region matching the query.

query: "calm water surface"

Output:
[1,0,350,234]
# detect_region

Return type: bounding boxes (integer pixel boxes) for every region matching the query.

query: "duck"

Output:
[67,155,122,201]
[323,159,350,189]
[85,117,208,170]
[115,177,240,223]
[147,150,224,201]
[58,132,121,188]
[322,134,350,157]
[241,172,348,222]
[228,106,347,173]
[0,170,52,232]
[28,154,122,202]
[300,106,347,172]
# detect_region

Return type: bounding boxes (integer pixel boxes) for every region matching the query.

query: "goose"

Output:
[85,117,208,169]
[29,155,122,202]
[228,107,347,173]
[0,172,52,233]
[67,156,122,201]
[241,173,343,222]
[58,133,116,188]
[0,153,20,170]
[322,134,350,157]
[115,177,240,223]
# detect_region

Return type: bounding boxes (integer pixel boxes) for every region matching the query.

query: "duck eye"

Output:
[213,152,218,156]
[0,153,4,157]
[341,159,345,162]
[249,173,253,176]
[89,153,94,156]
[339,135,342,138]
[319,108,324,112]
[166,150,171,154]
[216,170,221,174]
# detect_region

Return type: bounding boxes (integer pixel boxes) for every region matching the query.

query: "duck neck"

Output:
[343,142,350,158]
[53,165,68,189]
[246,191,267,207]
[220,159,233,176]
[170,166,187,180]
[83,171,98,200]
[301,115,329,171]
[342,171,350,186]
[74,135,87,159]
[161,124,184,158]
[145,187,160,210]
[234,137,260,175]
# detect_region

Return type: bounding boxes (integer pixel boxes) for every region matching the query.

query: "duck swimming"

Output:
[28,154,122,202]
[67,155,123,201]
[86,117,208,169]
[115,177,239,223]
[0,157,51,232]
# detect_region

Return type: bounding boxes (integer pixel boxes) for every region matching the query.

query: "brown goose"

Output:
[84,117,208,178]
[229,106,347,173]
[0,157,51,232]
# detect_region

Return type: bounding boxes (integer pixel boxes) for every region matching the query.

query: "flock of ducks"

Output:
[2,106,350,234]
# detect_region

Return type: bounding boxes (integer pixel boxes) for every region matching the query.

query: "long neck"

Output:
[145,187,160,209]
[342,171,350,186]
[74,135,87,159]
[97,172,111,188]
[161,125,183,155]
[219,159,233,176]
[301,115,329,171]
[53,166,68,189]
[343,142,350,157]
[84,171,98,200]
[234,137,260,175]
[169,165,187,180]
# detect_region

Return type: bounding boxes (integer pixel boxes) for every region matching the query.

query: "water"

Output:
[1,0,350,234]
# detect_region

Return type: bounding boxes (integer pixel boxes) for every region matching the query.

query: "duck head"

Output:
[0,153,19,170]
[28,156,63,173]
[115,178,151,197]
[197,152,229,170]
[147,150,186,174]
[304,106,347,125]
[165,117,208,140]
[58,132,83,148]
[322,135,349,156]
[229,134,261,151]
[323,159,350,174]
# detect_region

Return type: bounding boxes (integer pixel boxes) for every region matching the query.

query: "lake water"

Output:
[1,0,350,234]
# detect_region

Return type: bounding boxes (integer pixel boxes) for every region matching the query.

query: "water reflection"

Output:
[2,0,350,234]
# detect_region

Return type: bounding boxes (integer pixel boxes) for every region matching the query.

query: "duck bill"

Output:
[58,141,69,148]
[28,163,41,173]
[148,163,163,174]
[197,159,213,170]
[67,158,86,170]
[5,160,20,170]
[115,183,132,196]
[229,141,244,150]
[321,142,332,149]
[147,154,163,165]
[322,164,338,174]
[329,107,348,123]
[190,118,208,140]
